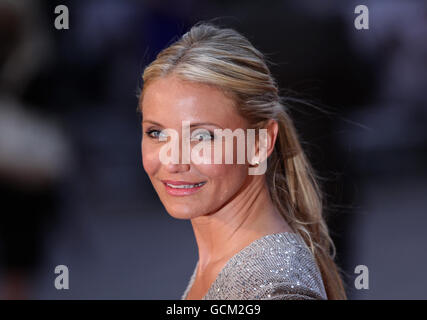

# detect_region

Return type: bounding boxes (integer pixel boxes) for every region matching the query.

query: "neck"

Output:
[190,175,292,272]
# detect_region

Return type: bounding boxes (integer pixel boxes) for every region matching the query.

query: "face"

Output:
[140,74,253,219]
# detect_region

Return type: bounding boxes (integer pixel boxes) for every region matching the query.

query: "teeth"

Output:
[166,182,205,189]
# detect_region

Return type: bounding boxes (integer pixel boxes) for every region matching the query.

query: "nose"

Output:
[159,128,191,173]
[164,162,190,173]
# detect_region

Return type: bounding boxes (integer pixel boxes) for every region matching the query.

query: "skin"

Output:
[140,74,293,299]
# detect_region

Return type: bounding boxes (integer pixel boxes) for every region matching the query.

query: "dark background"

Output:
[0,0,426,299]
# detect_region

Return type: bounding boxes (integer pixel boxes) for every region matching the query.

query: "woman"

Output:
[139,22,347,300]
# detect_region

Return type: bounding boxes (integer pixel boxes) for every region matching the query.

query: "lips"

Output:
[161,180,207,196]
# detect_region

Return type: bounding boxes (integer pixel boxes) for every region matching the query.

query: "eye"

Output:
[145,129,168,140]
[191,129,214,142]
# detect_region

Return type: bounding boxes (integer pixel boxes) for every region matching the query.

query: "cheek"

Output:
[195,141,249,190]
[199,163,248,206]
[197,162,248,189]
[141,140,160,176]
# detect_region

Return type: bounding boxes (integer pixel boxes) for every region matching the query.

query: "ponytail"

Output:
[267,109,347,299]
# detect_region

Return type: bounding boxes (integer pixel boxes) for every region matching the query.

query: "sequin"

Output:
[181,232,327,300]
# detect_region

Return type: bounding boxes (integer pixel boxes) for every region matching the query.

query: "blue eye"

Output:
[145,129,168,140]
[191,130,214,141]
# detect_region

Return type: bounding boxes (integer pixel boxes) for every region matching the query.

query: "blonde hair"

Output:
[140,22,347,299]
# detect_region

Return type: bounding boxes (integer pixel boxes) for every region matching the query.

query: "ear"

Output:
[252,120,278,158]
[265,119,278,158]
[248,120,278,175]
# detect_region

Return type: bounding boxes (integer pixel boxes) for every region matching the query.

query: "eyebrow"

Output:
[142,120,224,129]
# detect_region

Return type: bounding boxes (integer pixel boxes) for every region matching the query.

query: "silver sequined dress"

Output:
[181,232,327,300]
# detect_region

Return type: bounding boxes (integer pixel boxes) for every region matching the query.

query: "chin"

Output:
[163,203,203,220]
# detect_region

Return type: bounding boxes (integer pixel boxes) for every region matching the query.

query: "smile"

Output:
[166,182,206,188]
[161,180,207,196]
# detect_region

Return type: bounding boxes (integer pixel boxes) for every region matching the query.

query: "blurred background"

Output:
[0,0,426,299]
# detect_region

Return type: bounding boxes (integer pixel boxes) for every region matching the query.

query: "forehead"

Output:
[141,75,247,128]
